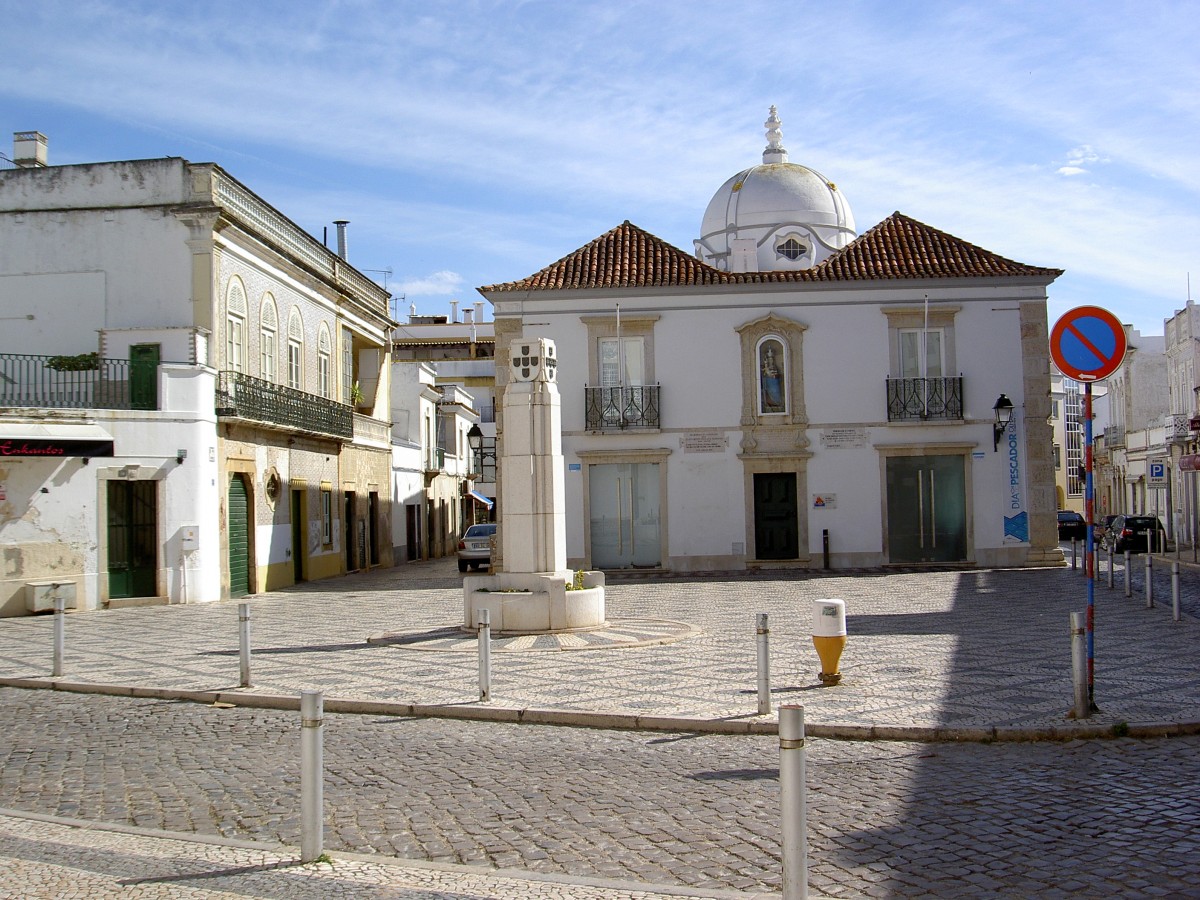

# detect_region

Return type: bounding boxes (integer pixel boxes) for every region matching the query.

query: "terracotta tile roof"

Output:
[478,213,1061,293]
[479,221,737,292]
[800,212,1064,282]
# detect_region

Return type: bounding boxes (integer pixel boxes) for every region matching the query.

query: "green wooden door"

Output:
[129,344,160,411]
[228,475,251,597]
[107,480,157,598]
[753,472,799,560]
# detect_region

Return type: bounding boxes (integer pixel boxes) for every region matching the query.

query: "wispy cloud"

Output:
[2,0,1198,333]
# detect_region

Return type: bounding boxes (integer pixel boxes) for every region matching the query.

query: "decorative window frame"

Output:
[287,308,304,391]
[225,276,248,373]
[774,232,810,264]
[883,305,960,378]
[259,293,278,383]
[582,314,660,386]
[317,325,332,399]
[736,313,807,427]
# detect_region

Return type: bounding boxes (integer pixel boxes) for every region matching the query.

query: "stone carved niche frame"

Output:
[736,313,809,453]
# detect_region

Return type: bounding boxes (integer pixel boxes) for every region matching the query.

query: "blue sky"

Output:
[2,1,1197,335]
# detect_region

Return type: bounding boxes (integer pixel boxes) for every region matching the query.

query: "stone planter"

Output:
[463,571,606,634]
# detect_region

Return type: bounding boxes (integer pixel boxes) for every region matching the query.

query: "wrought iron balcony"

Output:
[886,376,964,422]
[585,384,661,431]
[0,353,146,410]
[1105,425,1125,448]
[216,370,352,439]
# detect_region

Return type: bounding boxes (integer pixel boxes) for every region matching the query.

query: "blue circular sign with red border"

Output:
[1050,306,1128,382]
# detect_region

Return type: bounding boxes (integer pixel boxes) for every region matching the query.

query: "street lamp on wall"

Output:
[993,394,1014,452]
[467,423,495,478]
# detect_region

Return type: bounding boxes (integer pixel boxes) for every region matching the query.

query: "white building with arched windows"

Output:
[482,109,1064,571]
[0,134,394,615]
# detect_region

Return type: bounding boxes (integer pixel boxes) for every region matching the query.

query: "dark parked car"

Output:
[1057,510,1087,542]
[1106,515,1168,554]
[457,523,497,572]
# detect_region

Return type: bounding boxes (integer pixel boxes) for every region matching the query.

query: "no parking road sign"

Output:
[1050,306,1128,382]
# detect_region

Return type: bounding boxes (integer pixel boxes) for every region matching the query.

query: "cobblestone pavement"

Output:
[0,810,747,899]
[0,552,1197,735]
[2,689,1198,898]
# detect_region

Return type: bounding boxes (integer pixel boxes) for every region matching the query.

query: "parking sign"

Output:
[1148,460,1167,489]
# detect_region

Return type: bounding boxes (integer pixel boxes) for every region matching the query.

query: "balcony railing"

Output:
[216,370,353,439]
[0,354,144,410]
[585,384,661,431]
[1105,425,1126,448]
[886,376,963,422]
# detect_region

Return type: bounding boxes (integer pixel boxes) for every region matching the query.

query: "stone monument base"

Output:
[463,570,606,634]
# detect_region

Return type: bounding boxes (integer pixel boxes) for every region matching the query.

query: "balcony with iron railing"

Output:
[1105,424,1126,448]
[216,370,353,439]
[0,354,151,410]
[885,376,963,422]
[585,384,661,431]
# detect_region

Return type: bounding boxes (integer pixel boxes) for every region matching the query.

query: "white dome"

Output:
[695,107,856,273]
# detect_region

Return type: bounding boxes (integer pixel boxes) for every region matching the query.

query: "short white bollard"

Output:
[52,593,65,678]
[1070,612,1089,719]
[780,704,809,900]
[1145,553,1154,608]
[300,690,324,863]
[238,602,252,688]
[478,608,492,702]
[1172,561,1181,622]
[757,613,771,715]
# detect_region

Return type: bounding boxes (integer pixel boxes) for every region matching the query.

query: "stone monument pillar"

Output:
[500,338,567,576]
[462,337,605,634]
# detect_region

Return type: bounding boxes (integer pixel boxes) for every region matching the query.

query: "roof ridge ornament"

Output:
[763,105,788,164]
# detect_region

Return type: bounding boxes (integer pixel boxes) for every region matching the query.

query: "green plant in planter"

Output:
[349,381,365,405]
[46,352,100,371]
[565,570,586,591]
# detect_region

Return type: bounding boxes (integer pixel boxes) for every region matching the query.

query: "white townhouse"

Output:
[0,132,393,615]
[479,110,1064,572]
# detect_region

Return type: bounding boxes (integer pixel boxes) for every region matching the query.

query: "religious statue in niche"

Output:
[759,339,786,413]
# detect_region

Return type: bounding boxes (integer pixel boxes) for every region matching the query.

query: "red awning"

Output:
[1179,455,1200,472]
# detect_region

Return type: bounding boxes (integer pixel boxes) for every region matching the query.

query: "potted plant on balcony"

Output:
[349,381,365,407]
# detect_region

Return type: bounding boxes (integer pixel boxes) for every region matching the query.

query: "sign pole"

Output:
[1085,382,1097,712]
[1050,306,1127,718]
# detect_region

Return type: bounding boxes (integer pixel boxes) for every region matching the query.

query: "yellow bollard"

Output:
[812,598,847,686]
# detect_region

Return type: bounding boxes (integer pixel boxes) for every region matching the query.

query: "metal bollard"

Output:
[1070,612,1089,719]
[52,593,65,678]
[756,613,771,715]
[238,602,252,688]
[1172,561,1181,622]
[1145,553,1154,608]
[1107,546,1114,589]
[1124,550,1132,598]
[300,690,324,863]
[478,608,492,702]
[1071,539,1078,570]
[780,705,809,900]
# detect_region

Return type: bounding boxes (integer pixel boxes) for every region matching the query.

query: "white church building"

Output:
[482,108,1063,571]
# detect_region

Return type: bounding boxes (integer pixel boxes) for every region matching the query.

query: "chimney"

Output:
[13,131,48,168]
[474,301,485,323]
[333,220,349,260]
[463,307,474,325]
[449,300,459,323]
